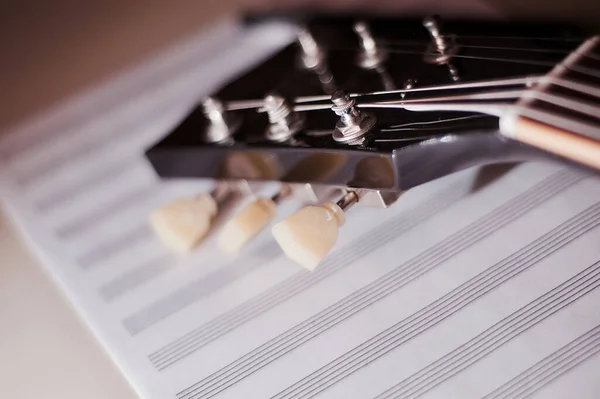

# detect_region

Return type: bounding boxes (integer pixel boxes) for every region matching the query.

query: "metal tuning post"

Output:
[149,181,244,252]
[202,97,240,143]
[272,190,358,270]
[218,184,292,254]
[331,90,376,145]
[354,21,387,70]
[264,94,304,142]
[297,28,338,94]
[353,21,395,91]
[422,15,461,81]
[297,28,325,70]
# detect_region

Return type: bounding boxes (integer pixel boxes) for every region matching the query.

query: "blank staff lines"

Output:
[34,158,138,213]
[122,242,282,335]
[12,97,174,189]
[175,170,581,399]
[54,184,160,240]
[16,132,129,188]
[483,325,600,399]
[99,252,173,302]
[271,201,600,399]
[374,262,600,399]
[76,222,153,269]
[150,182,469,370]
[160,171,575,371]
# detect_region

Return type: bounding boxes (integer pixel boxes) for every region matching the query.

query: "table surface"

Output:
[0,209,137,399]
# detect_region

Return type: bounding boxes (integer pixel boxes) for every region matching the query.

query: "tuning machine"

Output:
[218,183,337,254]
[422,15,460,81]
[149,181,251,252]
[263,94,304,142]
[353,21,396,91]
[331,90,376,145]
[296,28,338,94]
[297,28,325,70]
[353,21,387,70]
[272,188,402,270]
[217,184,289,254]
[202,97,240,143]
[150,146,284,252]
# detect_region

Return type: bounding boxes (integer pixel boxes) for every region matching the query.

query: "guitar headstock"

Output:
[145,14,585,268]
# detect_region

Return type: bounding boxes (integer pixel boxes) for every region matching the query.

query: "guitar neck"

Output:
[500,36,600,169]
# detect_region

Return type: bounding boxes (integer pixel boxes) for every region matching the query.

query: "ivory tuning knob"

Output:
[150,194,218,252]
[218,197,277,253]
[272,195,355,270]
[218,185,291,253]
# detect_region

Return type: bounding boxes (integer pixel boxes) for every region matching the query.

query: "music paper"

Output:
[2,19,600,399]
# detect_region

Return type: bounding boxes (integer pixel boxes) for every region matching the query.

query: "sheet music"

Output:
[2,19,600,399]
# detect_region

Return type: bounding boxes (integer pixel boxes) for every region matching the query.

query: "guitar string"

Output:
[355,34,584,44]
[295,76,538,103]
[384,114,489,129]
[367,78,600,118]
[375,115,492,142]
[376,89,526,104]
[443,34,585,41]
[373,48,557,67]
[376,39,574,54]
[291,90,525,113]
[225,43,599,111]
[225,76,538,111]
[226,71,600,114]
[365,96,600,140]
[293,85,600,138]
[223,42,600,121]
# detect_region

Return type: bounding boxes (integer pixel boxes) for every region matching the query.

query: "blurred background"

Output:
[2,0,600,135]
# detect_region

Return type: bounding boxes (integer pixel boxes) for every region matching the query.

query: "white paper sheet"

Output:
[2,18,600,399]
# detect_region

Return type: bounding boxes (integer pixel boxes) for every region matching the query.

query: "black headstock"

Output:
[145,14,598,268]
[146,15,583,192]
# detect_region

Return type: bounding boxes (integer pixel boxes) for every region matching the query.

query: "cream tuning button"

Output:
[218,185,292,253]
[272,192,358,270]
[272,202,345,270]
[150,194,218,252]
[218,197,277,253]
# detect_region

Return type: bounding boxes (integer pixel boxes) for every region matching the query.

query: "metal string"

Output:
[225,76,539,111]
[380,48,557,67]
[294,76,539,103]
[445,34,585,41]
[223,39,600,123]
[384,114,489,129]
[291,89,524,113]
[377,39,574,54]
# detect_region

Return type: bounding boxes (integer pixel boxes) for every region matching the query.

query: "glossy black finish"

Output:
[146,15,584,190]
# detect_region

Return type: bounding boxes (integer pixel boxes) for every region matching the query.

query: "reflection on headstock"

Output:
[219,151,280,180]
[145,14,583,269]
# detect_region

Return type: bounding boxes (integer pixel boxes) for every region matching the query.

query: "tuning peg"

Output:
[264,94,304,142]
[422,15,460,81]
[150,183,233,252]
[297,28,325,70]
[331,90,376,146]
[353,21,387,70]
[202,97,240,143]
[150,194,218,252]
[218,185,292,253]
[272,191,358,270]
[218,197,276,253]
